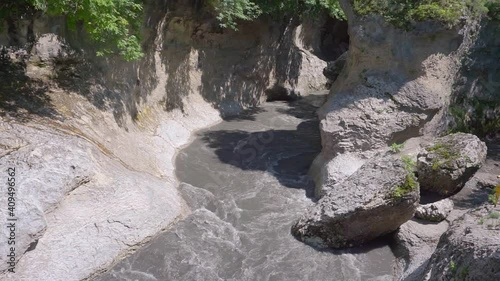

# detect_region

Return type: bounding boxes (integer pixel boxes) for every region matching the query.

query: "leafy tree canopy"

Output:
[207,0,345,30]
[1,0,144,61]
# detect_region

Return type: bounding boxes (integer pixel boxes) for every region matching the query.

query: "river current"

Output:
[96,95,395,281]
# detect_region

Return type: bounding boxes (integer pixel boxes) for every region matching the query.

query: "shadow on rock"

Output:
[0,50,59,120]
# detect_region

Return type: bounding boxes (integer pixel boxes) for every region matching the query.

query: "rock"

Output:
[417,133,487,196]
[317,0,474,159]
[309,152,366,197]
[323,51,347,81]
[422,205,500,281]
[415,199,454,222]
[449,19,500,137]
[393,219,449,281]
[292,154,420,248]
[0,122,184,280]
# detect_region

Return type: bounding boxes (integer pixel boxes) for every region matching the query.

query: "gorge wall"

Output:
[1,0,499,280]
[0,1,338,280]
[311,0,499,197]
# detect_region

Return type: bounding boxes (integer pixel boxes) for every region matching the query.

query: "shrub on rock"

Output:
[292,154,419,248]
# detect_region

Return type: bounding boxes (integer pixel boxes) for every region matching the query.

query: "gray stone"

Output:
[313,0,480,198]
[393,219,449,281]
[415,199,454,222]
[292,154,420,248]
[423,205,500,281]
[417,133,487,196]
[0,121,184,280]
[323,51,347,81]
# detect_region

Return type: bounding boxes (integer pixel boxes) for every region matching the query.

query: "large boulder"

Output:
[423,205,500,280]
[417,133,487,196]
[292,154,419,248]
[415,198,454,222]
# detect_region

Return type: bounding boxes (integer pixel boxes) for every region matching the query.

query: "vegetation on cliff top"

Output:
[207,0,345,29]
[1,0,143,61]
[353,0,500,28]
[209,0,500,30]
[2,0,500,61]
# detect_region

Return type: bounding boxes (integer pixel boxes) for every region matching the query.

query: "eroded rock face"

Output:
[415,199,454,222]
[449,19,500,137]
[292,154,419,248]
[312,0,479,196]
[417,133,487,196]
[423,205,500,281]
[0,121,184,280]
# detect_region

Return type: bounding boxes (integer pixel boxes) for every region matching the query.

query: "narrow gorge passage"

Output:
[96,94,395,281]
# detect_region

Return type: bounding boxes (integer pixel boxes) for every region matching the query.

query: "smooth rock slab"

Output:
[417,133,487,196]
[292,154,420,248]
[0,122,184,280]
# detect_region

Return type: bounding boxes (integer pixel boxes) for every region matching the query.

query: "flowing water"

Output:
[95,95,395,281]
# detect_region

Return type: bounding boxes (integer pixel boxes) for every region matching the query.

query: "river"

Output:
[95,94,395,281]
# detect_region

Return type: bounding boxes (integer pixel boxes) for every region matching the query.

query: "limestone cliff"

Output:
[0,1,332,279]
[311,0,482,196]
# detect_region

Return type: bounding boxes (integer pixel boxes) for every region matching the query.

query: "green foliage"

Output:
[449,99,500,137]
[390,142,405,153]
[450,260,457,272]
[488,211,500,219]
[480,209,500,229]
[485,0,500,20]
[1,0,144,61]
[353,0,493,29]
[207,0,345,30]
[459,266,469,279]
[427,142,461,170]
[207,0,262,29]
[37,0,144,61]
[393,155,418,198]
[401,155,416,170]
[0,1,35,23]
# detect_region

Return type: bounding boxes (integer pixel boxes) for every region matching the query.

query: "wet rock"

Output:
[423,205,500,281]
[415,199,454,222]
[292,154,419,248]
[417,133,487,196]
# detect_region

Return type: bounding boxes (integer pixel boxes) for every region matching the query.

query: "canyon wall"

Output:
[0,1,332,280]
[311,0,485,196]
